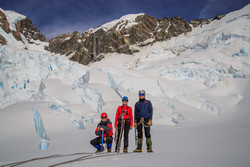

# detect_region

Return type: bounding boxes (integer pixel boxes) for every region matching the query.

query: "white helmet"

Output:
[138,90,146,95]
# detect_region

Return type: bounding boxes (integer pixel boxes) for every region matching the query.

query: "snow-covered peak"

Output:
[94,13,145,32]
[1,9,26,31]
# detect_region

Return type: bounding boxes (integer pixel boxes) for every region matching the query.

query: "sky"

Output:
[0,0,249,40]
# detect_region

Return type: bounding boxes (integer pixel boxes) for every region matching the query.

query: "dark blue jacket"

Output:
[134,99,153,120]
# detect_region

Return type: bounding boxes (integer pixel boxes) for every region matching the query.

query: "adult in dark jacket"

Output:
[90,113,113,152]
[134,90,153,153]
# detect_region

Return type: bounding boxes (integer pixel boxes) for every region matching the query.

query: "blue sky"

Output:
[1,0,249,40]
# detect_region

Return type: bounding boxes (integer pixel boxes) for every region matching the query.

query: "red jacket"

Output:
[115,105,133,127]
[95,118,113,137]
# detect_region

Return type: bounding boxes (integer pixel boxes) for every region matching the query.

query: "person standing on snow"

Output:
[114,96,133,153]
[90,113,113,153]
[134,90,153,153]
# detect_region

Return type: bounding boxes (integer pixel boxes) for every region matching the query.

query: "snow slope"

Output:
[0,4,250,167]
[94,13,144,32]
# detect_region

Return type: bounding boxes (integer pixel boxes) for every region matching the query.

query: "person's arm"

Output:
[115,107,120,127]
[128,107,133,127]
[95,124,101,136]
[134,103,137,122]
[100,124,111,132]
[133,103,138,128]
[148,101,153,120]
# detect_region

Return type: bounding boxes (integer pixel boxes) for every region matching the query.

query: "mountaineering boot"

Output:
[123,148,128,153]
[133,149,142,152]
[94,145,103,153]
[147,149,153,153]
[146,138,153,153]
[107,144,112,153]
[133,138,143,152]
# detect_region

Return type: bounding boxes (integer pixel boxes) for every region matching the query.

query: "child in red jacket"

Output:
[114,96,133,153]
[90,113,113,152]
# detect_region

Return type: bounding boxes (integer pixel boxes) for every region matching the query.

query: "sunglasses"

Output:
[101,117,107,119]
[139,94,145,96]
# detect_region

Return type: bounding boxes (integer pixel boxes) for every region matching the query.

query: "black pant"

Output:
[136,118,151,139]
[116,119,130,149]
[90,137,113,146]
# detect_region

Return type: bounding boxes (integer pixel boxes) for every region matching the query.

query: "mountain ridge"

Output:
[45,13,224,65]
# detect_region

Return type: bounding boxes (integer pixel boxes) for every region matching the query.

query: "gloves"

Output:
[134,122,137,128]
[148,119,152,126]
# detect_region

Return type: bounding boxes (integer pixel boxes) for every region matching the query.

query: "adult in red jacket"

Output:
[114,96,133,153]
[90,113,113,152]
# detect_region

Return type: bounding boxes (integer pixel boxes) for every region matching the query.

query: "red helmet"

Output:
[101,112,108,118]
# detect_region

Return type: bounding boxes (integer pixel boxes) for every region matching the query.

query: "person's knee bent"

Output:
[90,139,95,146]
[106,137,113,144]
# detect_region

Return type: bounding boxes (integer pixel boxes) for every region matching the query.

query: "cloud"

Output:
[199,0,221,18]
[199,0,249,19]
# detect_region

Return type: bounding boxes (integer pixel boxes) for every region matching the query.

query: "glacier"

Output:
[0,5,250,167]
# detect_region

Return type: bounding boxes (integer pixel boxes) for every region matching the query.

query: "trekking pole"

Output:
[135,128,137,145]
[117,114,125,152]
[114,128,118,143]
[101,130,104,151]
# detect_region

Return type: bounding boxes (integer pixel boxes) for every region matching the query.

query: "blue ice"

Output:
[40,139,49,150]
[50,104,61,110]
[232,49,248,57]
[33,108,49,140]
[0,82,4,91]
[48,64,53,71]
[72,120,85,129]
[86,116,94,123]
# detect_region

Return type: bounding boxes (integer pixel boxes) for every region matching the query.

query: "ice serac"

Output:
[50,104,86,129]
[33,108,49,150]
[0,41,89,108]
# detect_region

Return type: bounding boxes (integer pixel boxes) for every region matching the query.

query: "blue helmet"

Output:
[122,96,128,102]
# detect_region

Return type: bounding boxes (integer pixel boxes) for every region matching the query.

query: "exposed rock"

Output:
[190,18,211,28]
[15,17,46,43]
[0,9,46,44]
[0,10,10,33]
[167,16,192,37]
[0,35,7,45]
[48,31,81,55]
[213,15,224,21]
[12,30,23,42]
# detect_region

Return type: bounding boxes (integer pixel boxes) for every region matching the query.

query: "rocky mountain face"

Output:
[0,8,224,66]
[47,13,224,65]
[0,9,46,45]
[46,14,193,65]
[16,17,46,43]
